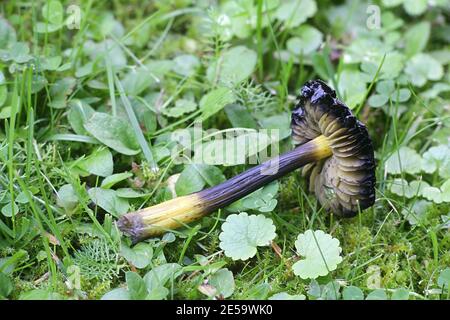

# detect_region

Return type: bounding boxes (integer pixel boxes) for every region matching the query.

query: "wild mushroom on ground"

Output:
[118,80,376,242]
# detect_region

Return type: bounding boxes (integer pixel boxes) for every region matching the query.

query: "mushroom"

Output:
[118,80,376,242]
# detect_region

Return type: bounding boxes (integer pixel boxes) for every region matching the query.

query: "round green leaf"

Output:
[84,112,140,155]
[172,54,200,77]
[76,148,114,177]
[376,80,395,95]
[1,201,18,217]
[385,147,422,174]
[292,230,343,279]
[120,243,153,269]
[219,212,276,261]
[175,165,206,196]
[209,268,235,298]
[207,46,257,86]
[343,286,364,300]
[56,184,79,211]
[368,94,388,108]
[403,0,427,16]
[391,288,410,300]
[392,88,411,102]
[42,0,64,25]
[366,289,388,300]
[88,188,130,217]
[287,25,323,55]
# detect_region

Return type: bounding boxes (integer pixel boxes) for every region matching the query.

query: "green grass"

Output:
[0,0,449,300]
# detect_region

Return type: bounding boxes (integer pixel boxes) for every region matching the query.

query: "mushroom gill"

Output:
[291,79,376,216]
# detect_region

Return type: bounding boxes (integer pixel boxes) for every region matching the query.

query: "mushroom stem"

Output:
[118,135,332,242]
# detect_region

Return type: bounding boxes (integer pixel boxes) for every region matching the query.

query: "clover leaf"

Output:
[68,99,95,135]
[1,201,18,218]
[1,42,32,63]
[405,53,443,87]
[42,0,64,25]
[48,77,76,109]
[193,130,279,166]
[227,182,279,213]
[360,51,405,80]
[292,230,343,279]
[102,264,182,300]
[144,263,182,294]
[35,0,65,34]
[219,212,276,261]
[368,79,410,108]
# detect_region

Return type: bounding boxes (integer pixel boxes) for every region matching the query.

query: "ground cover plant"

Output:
[0,0,449,300]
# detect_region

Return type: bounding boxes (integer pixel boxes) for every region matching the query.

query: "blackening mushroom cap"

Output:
[291,79,376,216]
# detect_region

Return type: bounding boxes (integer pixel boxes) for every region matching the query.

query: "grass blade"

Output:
[114,74,159,172]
